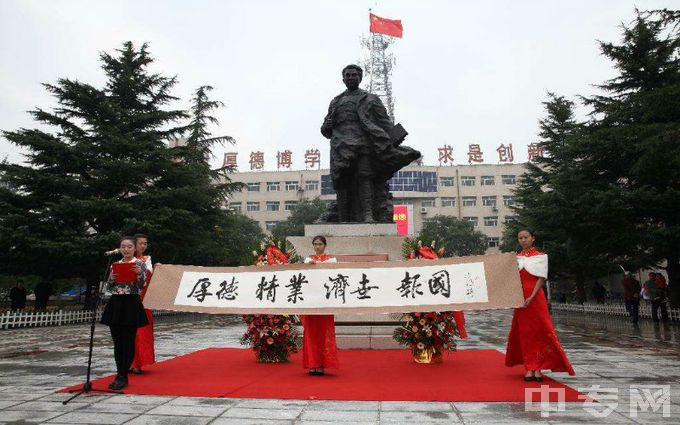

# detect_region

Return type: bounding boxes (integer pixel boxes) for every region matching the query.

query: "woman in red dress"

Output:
[301,235,339,376]
[505,229,575,381]
[130,234,155,374]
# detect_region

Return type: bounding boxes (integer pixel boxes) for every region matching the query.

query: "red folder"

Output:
[112,262,137,283]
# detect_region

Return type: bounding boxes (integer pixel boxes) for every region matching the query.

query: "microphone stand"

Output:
[63,254,122,404]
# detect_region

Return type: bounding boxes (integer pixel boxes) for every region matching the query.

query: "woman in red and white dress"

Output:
[300,235,339,376]
[130,234,155,374]
[505,229,575,381]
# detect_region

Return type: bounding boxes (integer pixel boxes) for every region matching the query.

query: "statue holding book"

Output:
[319,64,421,223]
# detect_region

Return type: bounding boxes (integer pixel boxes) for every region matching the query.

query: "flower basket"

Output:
[241,237,302,362]
[413,344,443,364]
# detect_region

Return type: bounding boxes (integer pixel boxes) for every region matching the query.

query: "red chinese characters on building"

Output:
[249,151,265,170]
[304,149,321,169]
[438,144,454,165]
[222,152,238,169]
[496,143,514,163]
[527,143,545,161]
[277,150,293,169]
[467,144,484,163]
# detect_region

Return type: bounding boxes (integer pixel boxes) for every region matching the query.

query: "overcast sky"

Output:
[1,0,676,170]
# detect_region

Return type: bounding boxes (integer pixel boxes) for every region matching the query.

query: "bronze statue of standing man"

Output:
[320,65,420,223]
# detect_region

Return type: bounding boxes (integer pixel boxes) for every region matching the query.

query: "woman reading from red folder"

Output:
[130,234,155,374]
[101,236,148,390]
[301,236,339,376]
[505,229,575,381]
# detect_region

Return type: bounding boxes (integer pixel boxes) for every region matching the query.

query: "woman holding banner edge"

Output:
[505,229,574,381]
[301,236,339,376]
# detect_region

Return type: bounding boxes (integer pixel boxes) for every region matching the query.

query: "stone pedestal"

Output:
[288,222,407,349]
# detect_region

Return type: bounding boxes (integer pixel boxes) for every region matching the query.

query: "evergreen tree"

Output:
[0,42,252,305]
[504,10,680,306]
[271,198,326,239]
[419,216,487,257]
[580,10,680,306]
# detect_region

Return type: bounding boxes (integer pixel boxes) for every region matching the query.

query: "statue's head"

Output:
[342,64,363,90]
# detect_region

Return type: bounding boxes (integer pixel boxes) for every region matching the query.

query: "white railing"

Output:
[551,302,680,322]
[0,308,190,330]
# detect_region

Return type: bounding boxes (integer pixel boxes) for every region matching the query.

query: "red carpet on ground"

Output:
[60,348,581,402]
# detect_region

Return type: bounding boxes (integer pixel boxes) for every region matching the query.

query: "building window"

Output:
[246,182,260,192]
[461,176,476,186]
[394,199,414,205]
[462,196,477,207]
[246,202,260,212]
[305,180,319,191]
[266,181,280,192]
[484,216,498,227]
[504,215,516,222]
[464,216,478,226]
[266,201,280,212]
[487,237,500,248]
[441,197,456,207]
[481,176,495,186]
[285,200,298,211]
[230,202,242,213]
[388,171,438,192]
[439,176,454,187]
[285,181,299,191]
[265,221,279,232]
[421,199,436,207]
[482,196,497,207]
[501,175,516,185]
[503,195,515,206]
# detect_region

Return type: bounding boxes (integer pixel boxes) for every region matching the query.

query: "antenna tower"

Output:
[361,33,396,120]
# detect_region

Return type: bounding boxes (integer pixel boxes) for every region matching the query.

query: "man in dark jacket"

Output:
[621,272,641,324]
[9,280,27,311]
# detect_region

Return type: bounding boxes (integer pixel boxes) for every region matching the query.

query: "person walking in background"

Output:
[643,272,669,323]
[34,280,53,311]
[591,281,607,304]
[9,279,27,312]
[621,272,641,324]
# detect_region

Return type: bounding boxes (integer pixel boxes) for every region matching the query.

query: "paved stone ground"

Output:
[1,309,679,424]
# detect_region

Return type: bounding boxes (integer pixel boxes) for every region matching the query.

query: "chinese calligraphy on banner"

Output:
[143,253,524,314]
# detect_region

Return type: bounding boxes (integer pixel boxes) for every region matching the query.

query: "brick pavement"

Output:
[1,310,678,424]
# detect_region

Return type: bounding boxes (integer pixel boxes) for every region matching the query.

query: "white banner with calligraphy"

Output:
[143,253,524,314]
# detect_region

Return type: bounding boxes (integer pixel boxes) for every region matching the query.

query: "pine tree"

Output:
[419,216,487,257]
[504,10,680,306]
[580,10,680,306]
[0,42,255,305]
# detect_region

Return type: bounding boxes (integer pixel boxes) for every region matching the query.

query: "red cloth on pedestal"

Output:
[301,315,339,369]
[132,257,155,370]
[453,311,468,339]
[505,249,574,375]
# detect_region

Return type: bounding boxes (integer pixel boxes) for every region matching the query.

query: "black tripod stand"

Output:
[63,255,122,405]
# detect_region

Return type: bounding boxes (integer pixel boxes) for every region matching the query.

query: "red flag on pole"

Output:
[369,13,403,38]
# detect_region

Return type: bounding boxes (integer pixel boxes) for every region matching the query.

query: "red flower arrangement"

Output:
[241,237,302,362]
[240,314,301,363]
[392,311,459,353]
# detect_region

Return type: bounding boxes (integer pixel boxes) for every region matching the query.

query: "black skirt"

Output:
[101,294,149,327]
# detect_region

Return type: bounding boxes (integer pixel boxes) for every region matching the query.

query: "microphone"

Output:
[104,248,120,256]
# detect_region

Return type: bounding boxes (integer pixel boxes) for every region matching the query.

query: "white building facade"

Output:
[225,163,525,253]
